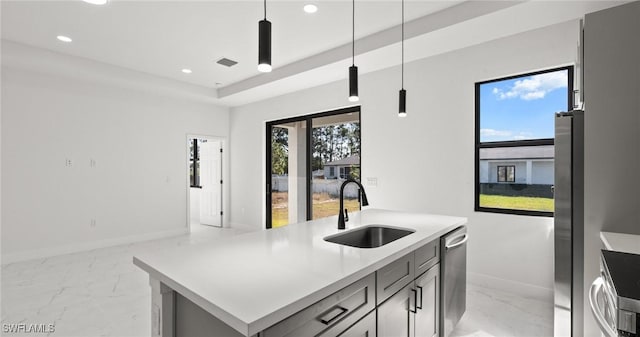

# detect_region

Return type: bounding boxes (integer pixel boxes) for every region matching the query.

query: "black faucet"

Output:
[337,178,369,230]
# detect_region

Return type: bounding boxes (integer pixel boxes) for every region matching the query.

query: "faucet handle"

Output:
[344,209,349,222]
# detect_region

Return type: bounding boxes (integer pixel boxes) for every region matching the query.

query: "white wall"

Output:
[1,42,229,262]
[532,161,554,185]
[230,21,580,296]
[583,2,640,336]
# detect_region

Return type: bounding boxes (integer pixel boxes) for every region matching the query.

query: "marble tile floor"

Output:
[2,225,552,337]
[450,284,552,337]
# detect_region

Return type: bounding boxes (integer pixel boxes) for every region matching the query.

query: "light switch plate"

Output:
[366,177,378,187]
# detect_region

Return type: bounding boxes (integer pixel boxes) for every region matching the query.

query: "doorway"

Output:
[266,106,361,229]
[188,135,224,230]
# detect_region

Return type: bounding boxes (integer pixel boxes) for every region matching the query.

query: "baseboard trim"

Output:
[227,222,261,232]
[1,228,189,265]
[468,271,553,302]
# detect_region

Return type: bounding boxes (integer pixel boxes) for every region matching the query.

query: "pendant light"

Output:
[348,0,359,102]
[258,0,272,73]
[398,0,407,117]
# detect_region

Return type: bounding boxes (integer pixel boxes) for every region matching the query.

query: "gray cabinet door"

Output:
[377,283,415,337]
[414,264,439,337]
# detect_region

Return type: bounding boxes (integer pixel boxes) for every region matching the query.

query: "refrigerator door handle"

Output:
[589,277,618,337]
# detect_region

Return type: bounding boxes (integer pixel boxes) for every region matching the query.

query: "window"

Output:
[497,165,515,182]
[475,66,573,216]
[329,167,335,177]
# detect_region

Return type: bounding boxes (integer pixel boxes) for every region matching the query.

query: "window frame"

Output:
[265,105,361,229]
[497,165,516,183]
[190,139,202,188]
[474,65,574,217]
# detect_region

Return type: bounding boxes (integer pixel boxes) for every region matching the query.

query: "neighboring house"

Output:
[312,169,325,179]
[324,155,360,179]
[479,145,554,197]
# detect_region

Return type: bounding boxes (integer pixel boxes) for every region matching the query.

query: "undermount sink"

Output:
[324,225,415,248]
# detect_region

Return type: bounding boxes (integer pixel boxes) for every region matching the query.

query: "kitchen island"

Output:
[133,209,467,337]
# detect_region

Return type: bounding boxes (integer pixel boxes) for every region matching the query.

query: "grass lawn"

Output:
[271,192,360,228]
[480,194,554,212]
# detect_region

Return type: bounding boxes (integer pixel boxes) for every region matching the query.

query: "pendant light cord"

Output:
[401,0,404,89]
[264,0,267,20]
[352,0,355,66]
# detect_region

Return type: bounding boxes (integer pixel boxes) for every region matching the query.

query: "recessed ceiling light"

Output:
[82,0,108,5]
[56,35,72,43]
[303,4,318,13]
[181,69,192,74]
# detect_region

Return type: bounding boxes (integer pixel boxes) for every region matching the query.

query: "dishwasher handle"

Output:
[445,234,468,250]
[589,277,618,337]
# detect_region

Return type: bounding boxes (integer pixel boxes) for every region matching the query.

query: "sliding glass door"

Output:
[311,112,361,220]
[266,107,361,229]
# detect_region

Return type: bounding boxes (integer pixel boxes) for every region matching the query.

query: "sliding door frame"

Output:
[266,106,361,229]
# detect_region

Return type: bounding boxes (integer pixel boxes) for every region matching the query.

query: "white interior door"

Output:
[199,140,222,227]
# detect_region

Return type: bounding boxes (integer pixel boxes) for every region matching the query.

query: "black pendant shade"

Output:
[398,0,406,117]
[349,65,359,102]
[398,89,406,117]
[347,0,359,102]
[258,19,272,72]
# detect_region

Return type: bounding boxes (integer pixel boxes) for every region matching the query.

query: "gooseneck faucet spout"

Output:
[338,178,369,230]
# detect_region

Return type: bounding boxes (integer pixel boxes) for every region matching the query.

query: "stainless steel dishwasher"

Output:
[440,225,468,337]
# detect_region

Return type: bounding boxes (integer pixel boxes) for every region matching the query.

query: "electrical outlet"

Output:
[65,158,73,167]
[90,219,96,227]
[366,177,378,187]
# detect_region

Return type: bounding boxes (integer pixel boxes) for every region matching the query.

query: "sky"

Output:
[479,69,569,142]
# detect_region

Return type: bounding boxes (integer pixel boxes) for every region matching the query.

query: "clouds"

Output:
[480,129,533,141]
[492,70,567,101]
[480,128,512,137]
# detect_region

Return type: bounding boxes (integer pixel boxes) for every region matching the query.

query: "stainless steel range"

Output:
[589,250,640,337]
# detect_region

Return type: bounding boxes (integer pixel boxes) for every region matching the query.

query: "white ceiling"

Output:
[1,1,461,85]
[0,1,628,106]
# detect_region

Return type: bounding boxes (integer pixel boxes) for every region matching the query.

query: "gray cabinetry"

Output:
[263,273,376,337]
[378,241,441,337]
[415,240,439,277]
[377,282,414,337]
[415,264,439,337]
[325,309,376,337]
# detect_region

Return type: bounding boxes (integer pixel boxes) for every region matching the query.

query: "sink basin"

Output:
[324,225,415,248]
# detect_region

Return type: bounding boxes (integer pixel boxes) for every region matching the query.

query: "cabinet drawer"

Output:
[263,273,376,337]
[376,252,415,305]
[414,239,439,277]
[319,307,376,337]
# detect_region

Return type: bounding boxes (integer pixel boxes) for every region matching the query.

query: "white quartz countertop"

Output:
[600,231,640,255]
[133,209,466,336]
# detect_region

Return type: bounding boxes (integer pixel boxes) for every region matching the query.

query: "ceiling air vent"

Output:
[216,58,238,67]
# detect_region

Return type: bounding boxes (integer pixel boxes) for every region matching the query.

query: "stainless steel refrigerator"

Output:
[554,110,584,337]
